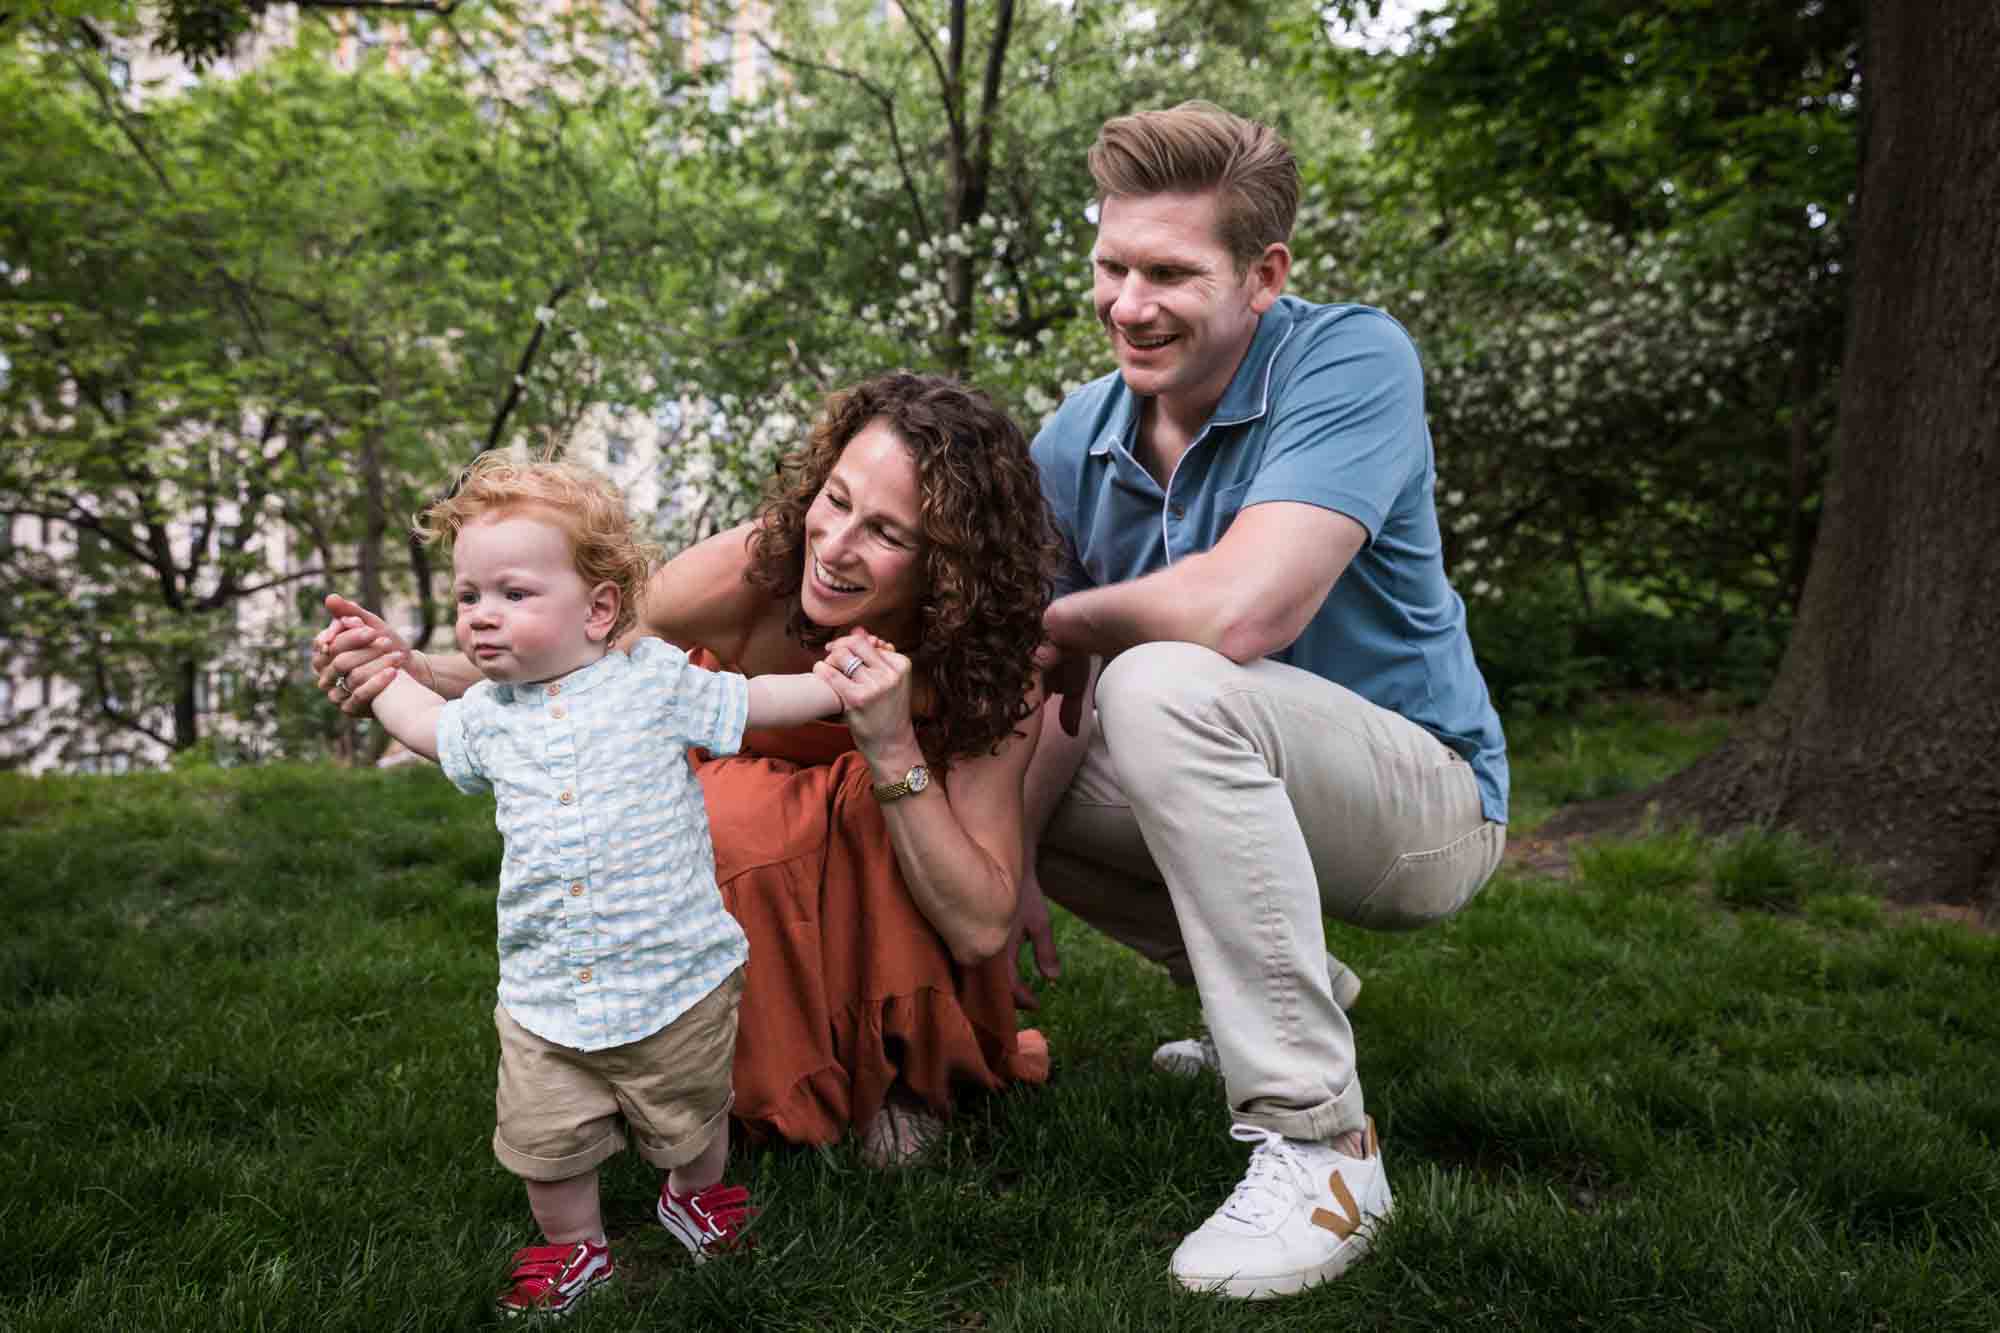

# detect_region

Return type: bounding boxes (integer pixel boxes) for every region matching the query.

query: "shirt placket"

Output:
[543,679,603,1047]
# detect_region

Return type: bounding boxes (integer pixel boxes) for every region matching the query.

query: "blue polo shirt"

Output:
[1031,296,1508,823]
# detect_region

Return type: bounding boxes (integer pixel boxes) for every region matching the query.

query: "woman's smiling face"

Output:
[800,417,926,639]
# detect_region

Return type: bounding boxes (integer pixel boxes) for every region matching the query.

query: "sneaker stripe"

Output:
[1310,1173,1363,1239]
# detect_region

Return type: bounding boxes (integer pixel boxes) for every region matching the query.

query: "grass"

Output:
[3,694,1997,1331]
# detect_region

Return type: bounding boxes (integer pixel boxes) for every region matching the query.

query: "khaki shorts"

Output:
[492,968,743,1182]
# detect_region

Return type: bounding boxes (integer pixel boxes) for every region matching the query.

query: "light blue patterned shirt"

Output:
[437,637,750,1052]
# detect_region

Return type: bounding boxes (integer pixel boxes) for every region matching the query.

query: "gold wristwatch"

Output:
[871,763,932,803]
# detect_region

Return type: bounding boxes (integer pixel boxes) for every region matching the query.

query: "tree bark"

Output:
[1541,0,2000,910]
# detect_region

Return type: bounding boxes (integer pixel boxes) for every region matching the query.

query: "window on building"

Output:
[0,679,12,721]
[606,433,631,466]
[108,56,131,90]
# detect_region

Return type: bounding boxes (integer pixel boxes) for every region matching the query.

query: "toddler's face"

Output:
[452,511,609,685]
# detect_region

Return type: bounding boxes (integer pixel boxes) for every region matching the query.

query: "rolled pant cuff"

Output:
[494,1125,625,1183]
[1232,1078,1367,1144]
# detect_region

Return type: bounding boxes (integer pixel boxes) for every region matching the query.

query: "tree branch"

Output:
[482,281,575,457]
[748,30,934,247]
[294,0,457,11]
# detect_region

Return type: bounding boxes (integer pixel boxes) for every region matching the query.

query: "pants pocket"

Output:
[1352,821,1505,931]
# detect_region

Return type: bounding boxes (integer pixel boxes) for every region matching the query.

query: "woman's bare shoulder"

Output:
[637,523,766,661]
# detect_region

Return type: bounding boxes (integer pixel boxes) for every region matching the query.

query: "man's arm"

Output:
[1043,501,1367,666]
[368,667,446,763]
[1005,660,1099,1006]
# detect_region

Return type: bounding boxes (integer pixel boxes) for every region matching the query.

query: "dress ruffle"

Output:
[692,668,1047,1147]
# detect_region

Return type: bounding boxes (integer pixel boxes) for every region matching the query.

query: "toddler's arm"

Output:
[369,658,447,762]
[745,670,843,730]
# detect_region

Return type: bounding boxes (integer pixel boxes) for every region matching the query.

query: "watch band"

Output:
[871,763,931,803]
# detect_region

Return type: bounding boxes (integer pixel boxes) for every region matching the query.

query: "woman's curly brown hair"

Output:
[745,372,1060,765]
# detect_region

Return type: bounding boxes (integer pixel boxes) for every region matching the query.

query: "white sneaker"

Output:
[1151,957,1362,1078]
[1169,1119,1392,1300]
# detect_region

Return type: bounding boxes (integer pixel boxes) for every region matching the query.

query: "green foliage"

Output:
[1287,0,1859,639]
[6,736,2000,1330]
[0,28,714,764]
[1466,574,1785,718]
[639,0,1358,548]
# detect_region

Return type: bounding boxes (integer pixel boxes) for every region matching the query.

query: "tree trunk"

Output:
[1541,0,2000,910]
[174,653,198,751]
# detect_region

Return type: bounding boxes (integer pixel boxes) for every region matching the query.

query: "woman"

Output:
[315,372,1058,1164]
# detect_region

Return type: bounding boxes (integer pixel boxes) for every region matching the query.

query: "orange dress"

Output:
[691,663,1049,1146]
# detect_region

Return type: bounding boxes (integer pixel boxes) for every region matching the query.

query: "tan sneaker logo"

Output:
[1310,1173,1362,1239]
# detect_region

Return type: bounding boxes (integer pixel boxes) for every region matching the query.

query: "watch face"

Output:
[906,765,931,793]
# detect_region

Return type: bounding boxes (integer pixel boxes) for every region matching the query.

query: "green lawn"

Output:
[3,696,1995,1331]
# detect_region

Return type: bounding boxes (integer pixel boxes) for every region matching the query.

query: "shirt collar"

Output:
[1087,297,1300,457]
[491,647,623,704]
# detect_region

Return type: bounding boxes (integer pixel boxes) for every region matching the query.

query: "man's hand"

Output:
[1036,640,1092,737]
[1006,865,1062,1010]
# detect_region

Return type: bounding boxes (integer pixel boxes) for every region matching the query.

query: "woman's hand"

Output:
[820,629,919,764]
[311,594,409,717]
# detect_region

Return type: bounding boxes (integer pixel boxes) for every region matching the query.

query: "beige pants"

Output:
[1039,643,1504,1142]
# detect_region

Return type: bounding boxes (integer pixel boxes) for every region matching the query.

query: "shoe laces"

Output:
[1215,1124,1316,1229]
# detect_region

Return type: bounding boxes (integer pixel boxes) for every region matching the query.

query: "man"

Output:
[1014,102,1509,1300]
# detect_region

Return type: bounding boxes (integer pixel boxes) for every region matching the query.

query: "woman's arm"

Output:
[623,522,768,660]
[820,632,1040,965]
[313,594,480,715]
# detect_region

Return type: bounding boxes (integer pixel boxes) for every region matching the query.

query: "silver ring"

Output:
[334,674,350,694]
[839,655,864,679]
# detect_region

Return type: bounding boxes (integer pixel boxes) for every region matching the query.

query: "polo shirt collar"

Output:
[1087,297,1299,458]
[492,648,622,704]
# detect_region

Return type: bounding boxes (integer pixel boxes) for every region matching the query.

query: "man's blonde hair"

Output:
[1087,101,1299,272]
[415,452,658,643]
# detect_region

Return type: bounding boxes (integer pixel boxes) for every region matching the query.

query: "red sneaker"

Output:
[657,1179,755,1261]
[495,1239,613,1319]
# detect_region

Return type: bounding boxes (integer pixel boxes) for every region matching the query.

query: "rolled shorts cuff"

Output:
[631,1091,734,1171]
[1232,1076,1367,1144]
[494,1123,625,1183]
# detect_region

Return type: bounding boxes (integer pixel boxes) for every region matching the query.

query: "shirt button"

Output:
[546,683,562,696]
[558,790,575,805]
[551,704,567,719]
[577,968,592,983]
[1168,503,1186,519]
[569,882,584,897]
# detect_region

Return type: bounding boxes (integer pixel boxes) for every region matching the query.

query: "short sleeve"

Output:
[627,637,751,758]
[1032,416,1089,598]
[1244,310,1428,541]
[436,690,492,795]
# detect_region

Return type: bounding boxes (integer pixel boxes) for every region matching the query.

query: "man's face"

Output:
[1092,189,1286,419]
